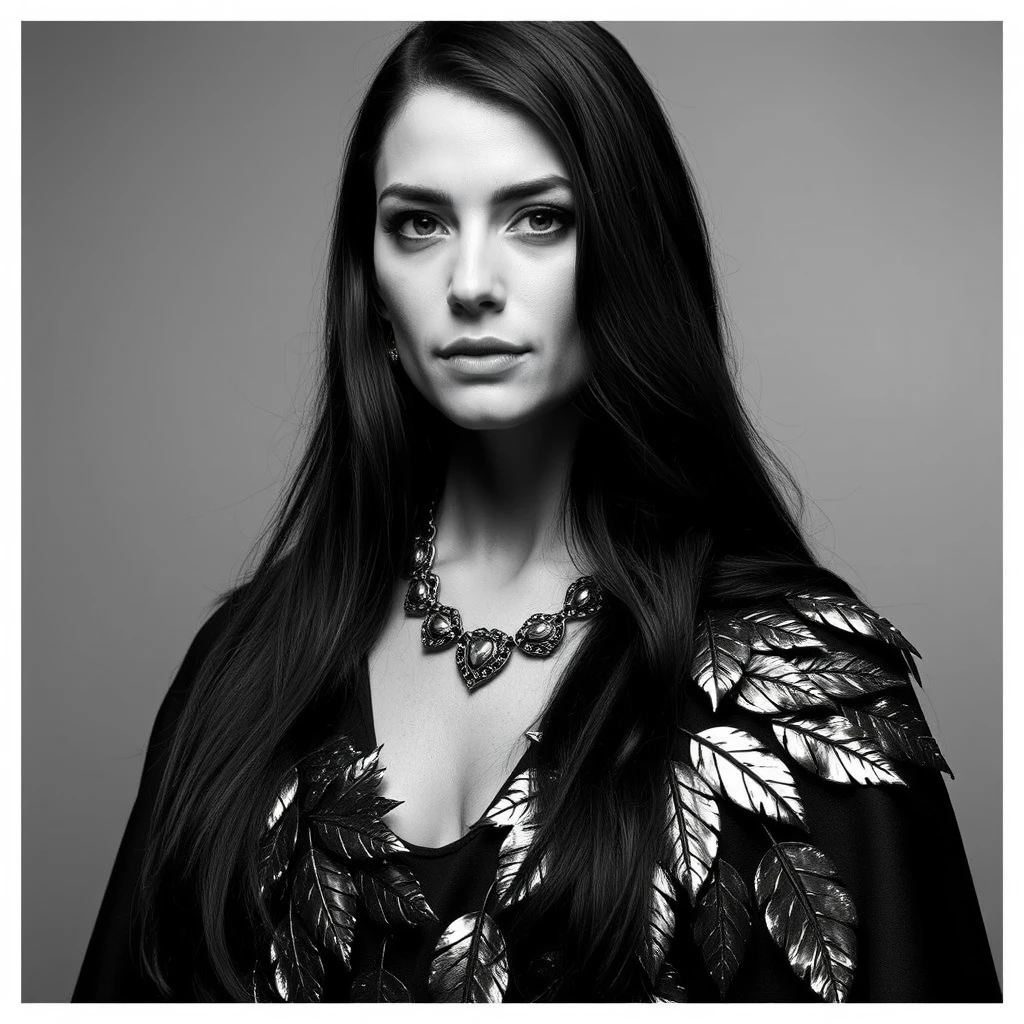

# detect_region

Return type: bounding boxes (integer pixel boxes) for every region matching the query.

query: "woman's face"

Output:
[373,87,586,430]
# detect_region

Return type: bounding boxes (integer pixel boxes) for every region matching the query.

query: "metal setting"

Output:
[404,572,439,616]
[562,575,604,619]
[454,627,514,690]
[420,604,463,650]
[514,612,566,657]
[406,504,604,692]
[405,536,436,577]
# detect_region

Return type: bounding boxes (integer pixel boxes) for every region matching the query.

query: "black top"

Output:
[73,597,1002,1002]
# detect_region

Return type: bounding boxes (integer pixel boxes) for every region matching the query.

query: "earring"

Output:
[386,331,399,364]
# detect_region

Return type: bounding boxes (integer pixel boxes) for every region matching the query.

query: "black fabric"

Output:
[73,604,1002,1002]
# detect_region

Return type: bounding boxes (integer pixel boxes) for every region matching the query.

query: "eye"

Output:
[385,212,448,241]
[509,206,572,239]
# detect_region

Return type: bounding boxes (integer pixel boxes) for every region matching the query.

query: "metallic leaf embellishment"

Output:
[310,794,408,859]
[736,608,822,652]
[692,614,751,710]
[692,858,752,997]
[785,651,910,700]
[772,715,906,786]
[663,761,720,904]
[352,861,437,926]
[495,821,547,907]
[475,768,536,829]
[652,963,689,1002]
[641,863,677,981]
[734,652,838,715]
[754,841,858,1003]
[293,845,358,969]
[840,694,953,777]
[266,768,299,831]
[349,967,412,1002]
[258,797,299,896]
[688,726,806,829]
[524,730,543,745]
[786,591,921,658]
[270,901,325,1002]
[301,736,360,812]
[428,911,509,1003]
[252,961,279,1002]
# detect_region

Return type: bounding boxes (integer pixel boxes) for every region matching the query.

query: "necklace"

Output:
[402,506,605,692]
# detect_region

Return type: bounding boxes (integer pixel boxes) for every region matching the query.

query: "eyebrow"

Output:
[377,174,574,207]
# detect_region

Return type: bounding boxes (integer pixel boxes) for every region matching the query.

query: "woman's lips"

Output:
[441,351,529,375]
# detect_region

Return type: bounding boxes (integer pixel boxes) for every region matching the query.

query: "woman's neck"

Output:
[436,403,585,582]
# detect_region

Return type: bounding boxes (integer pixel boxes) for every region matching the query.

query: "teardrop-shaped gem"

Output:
[455,628,514,691]
[405,537,436,577]
[404,572,439,616]
[514,613,565,658]
[563,576,604,620]
[421,604,463,650]
[468,636,495,668]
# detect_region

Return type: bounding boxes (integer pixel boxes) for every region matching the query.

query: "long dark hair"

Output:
[139,21,858,999]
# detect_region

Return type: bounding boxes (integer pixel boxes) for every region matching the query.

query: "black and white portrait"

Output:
[21,18,1001,1003]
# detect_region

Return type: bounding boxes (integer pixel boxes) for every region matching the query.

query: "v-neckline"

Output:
[357,652,534,857]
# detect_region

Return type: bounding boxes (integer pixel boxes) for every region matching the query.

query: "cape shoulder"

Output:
[662,589,953,1002]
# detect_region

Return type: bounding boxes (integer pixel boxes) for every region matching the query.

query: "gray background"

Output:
[23,22,1001,1000]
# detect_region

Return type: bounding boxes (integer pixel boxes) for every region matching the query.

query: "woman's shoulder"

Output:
[664,589,999,1001]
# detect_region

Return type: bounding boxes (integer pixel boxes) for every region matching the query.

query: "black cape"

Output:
[73,597,1001,1002]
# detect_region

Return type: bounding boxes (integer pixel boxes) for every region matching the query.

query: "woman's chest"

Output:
[365,590,579,848]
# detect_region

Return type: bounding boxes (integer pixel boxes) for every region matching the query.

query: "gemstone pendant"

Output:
[421,604,463,650]
[406,536,436,577]
[514,613,565,657]
[404,572,439,616]
[455,628,514,691]
[563,575,603,620]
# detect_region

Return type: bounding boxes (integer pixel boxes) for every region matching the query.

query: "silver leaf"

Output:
[840,694,953,777]
[265,768,299,832]
[692,858,752,997]
[349,967,412,1001]
[258,798,299,897]
[787,592,920,658]
[734,652,838,715]
[525,730,543,744]
[301,736,361,811]
[475,769,536,829]
[428,912,509,1002]
[755,841,858,1003]
[352,861,437,927]
[773,715,906,786]
[641,864,676,981]
[310,791,408,859]
[495,821,547,907]
[689,726,806,829]
[293,846,358,968]
[652,963,688,1002]
[692,614,751,710]
[663,761,720,904]
[270,900,325,1002]
[786,650,910,699]
[736,608,822,652]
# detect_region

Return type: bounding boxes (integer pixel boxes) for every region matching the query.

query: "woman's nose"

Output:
[447,234,506,314]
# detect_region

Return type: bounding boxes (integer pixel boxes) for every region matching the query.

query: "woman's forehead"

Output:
[374,87,570,202]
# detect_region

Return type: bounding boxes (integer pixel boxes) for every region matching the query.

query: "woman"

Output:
[73,22,1000,1002]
